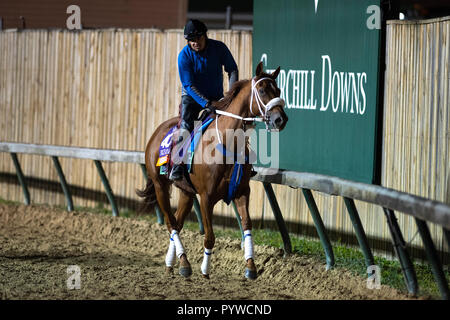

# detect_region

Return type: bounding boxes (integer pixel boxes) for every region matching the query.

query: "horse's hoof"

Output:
[165,267,174,275]
[245,268,257,280]
[179,266,192,278]
[202,274,210,279]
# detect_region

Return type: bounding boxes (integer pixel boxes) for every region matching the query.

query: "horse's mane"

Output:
[213,79,249,111]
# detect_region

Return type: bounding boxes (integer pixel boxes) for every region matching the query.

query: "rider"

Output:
[170,19,239,181]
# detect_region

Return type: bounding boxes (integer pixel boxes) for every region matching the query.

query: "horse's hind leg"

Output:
[153,179,192,278]
[174,191,194,231]
[234,188,257,280]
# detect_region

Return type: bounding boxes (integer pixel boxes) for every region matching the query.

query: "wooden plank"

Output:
[0,142,145,163]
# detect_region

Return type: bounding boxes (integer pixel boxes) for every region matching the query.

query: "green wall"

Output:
[253,0,382,184]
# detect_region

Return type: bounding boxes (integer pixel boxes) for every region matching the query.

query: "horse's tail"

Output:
[135,178,157,214]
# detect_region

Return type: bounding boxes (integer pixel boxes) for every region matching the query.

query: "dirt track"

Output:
[0,203,417,300]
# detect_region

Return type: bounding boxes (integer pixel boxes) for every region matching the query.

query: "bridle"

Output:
[248,77,285,121]
[214,76,286,144]
[215,77,285,123]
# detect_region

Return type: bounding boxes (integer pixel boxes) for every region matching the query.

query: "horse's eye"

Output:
[258,88,265,95]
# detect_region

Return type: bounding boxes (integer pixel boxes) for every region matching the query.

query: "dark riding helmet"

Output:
[184,19,208,41]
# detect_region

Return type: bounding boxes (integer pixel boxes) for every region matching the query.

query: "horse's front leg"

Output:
[234,188,257,280]
[199,193,215,279]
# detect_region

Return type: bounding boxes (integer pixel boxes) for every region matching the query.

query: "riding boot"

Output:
[169,95,203,181]
[169,134,186,181]
[169,164,184,181]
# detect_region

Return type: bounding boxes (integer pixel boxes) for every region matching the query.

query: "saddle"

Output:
[156,104,214,194]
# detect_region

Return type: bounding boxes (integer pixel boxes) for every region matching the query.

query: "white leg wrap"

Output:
[244,230,254,261]
[165,238,176,267]
[201,248,212,275]
[171,230,185,258]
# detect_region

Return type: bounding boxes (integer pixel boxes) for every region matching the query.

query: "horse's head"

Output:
[250,61,288,131]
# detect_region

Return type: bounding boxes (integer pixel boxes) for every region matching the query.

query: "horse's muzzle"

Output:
[267,110,288,131]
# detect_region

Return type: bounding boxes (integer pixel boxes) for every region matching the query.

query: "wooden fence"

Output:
[0,22,448,262]
[382,16,450,261]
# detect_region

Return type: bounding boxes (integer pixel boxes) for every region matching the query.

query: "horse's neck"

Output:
[216,84,252,151]
[218,84,251,132]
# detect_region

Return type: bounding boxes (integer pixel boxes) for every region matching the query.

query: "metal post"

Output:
[10,153,30,205]
[225,6,232,29]
[259,195,265,229]
[154,205,164,225]
[302,188,335,270]
[139,163,163,224]
[94,160,119,217]
[343,197,375,268]
[19,16,25,30]
[263,182,292,256]
[139,163,148,179]
[383,208,418,295]
[443,227,450,251]
[231,200,245,244]
[193,196,204,235]
[415,218,450,300]
[51,156,74,211]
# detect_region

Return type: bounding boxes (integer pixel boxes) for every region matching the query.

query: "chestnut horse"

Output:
[137,62,288,279]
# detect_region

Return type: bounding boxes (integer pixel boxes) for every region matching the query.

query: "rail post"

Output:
[415,218,450,300]
[444,228,450,250]
[343,197,375,268]
[231,200,245,245]
[302,188,335,270]
[193,196,205,235]
[51,156,74,212]
[263,182,292,256]
[139,163,164,224]
[383,208,418,295]
[10,153,30,205]
[93,160,119,217]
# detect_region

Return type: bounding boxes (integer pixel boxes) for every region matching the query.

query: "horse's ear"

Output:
[255,61,264,77]
[271,66,280,80]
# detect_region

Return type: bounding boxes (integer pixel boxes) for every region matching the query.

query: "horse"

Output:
[137,61,288,279]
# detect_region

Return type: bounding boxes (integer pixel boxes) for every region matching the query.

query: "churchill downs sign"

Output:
[264,54,368,115]
[253,0,382,184]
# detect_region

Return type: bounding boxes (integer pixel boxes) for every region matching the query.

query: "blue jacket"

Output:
[178,38,238,107]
